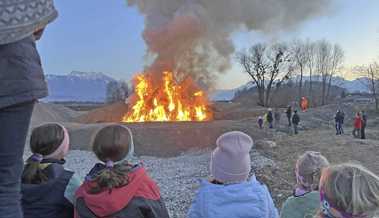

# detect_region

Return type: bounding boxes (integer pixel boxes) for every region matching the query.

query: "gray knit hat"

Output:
[0,0,58,45]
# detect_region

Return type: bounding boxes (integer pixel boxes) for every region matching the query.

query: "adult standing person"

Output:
[352,112,362,138]
[0,1,58,217]
[340,110,345,134]
[334,110,343,135]
[361,111,367,139]
[266,108,274,129]
[292,110,300,135]
[286,105,292,127]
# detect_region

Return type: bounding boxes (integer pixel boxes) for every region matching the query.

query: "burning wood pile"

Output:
[123,72,213,122]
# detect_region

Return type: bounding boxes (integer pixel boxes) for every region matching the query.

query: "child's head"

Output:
[90,125,133,193]
[319,163,379,218]
[23,123,70,184]
[295,151,329,192]
[93,125,131,162]
[210,131,253,184]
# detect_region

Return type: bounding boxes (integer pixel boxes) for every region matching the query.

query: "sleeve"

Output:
[264,185,279,218]
[64,173,83,205]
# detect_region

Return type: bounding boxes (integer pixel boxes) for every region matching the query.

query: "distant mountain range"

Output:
[43,72,371,103]
[210,76,370,102]
[43,71,115,102]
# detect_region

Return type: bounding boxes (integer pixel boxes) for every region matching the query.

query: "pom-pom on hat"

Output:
[210,131,253,184]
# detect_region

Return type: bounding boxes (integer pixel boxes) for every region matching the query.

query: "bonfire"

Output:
[122,71,213,122]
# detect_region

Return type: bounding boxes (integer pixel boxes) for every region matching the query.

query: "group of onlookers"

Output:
[258,106,301,134]
[19,125,379,218]
[259,105,370,139]
[335,110,368,139]
[352,111,368,139]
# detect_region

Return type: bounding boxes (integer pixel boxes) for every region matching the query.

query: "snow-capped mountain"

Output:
[43,71,116,102]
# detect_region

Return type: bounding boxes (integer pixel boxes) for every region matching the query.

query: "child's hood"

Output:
[75,166,161,217]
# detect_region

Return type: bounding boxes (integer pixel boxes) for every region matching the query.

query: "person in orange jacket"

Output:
[352,112,362,138]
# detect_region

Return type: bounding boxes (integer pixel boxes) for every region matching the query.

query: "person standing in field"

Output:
[0,1,58,217]
[257,116,264,129]
[340,110,345,134]
[286,105,292,127]
[266,108,274,129]
[334,110,343,135]
[361,110,367,139]
[292,110,300,135]
[352,112,362,138]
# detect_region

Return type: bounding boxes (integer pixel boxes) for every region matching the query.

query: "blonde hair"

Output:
[319,163,379,217]
[296,151,329,190]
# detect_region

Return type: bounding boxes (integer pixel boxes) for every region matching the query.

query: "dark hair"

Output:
[90,125,132,193]
[22,124,65,184]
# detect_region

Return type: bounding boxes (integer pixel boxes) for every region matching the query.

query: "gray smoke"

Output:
[127,0,330,88]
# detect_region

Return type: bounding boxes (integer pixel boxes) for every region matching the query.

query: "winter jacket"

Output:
[280,191,320,218]
[286,108,292,118]
[0,36,47,109]
[75,165,169,218]
[21,159,82,218]
[362,114,367,128]
[267,112,274,123]
[354,116,362,129]
[292,114,300,125]
[187,176,279,218]
[335,112,343,123]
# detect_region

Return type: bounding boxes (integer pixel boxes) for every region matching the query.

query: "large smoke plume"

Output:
[127,0,330,89]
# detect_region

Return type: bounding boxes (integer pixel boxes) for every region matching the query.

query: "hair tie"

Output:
[31,153,43,163]
[106,160,114,169]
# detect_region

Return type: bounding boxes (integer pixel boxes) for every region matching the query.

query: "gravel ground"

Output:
[60,149,275,218]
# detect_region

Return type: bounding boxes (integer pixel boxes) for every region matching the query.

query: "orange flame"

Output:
[123,71,213,122]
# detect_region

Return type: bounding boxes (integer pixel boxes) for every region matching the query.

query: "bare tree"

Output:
[356,62,379,111]
[305,40,316,103]
[238,42,293,106]
[106,80,129,104]
[326,44,344,101]
[237,43,267,106]
[291,39,308,101]
[314,40,344,105]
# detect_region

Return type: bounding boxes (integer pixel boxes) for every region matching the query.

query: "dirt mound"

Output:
[75,101,129,123]
[31,103,80,127]
[68,120,273,157]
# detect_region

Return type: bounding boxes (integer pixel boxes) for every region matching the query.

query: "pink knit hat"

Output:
[210,131,253,183]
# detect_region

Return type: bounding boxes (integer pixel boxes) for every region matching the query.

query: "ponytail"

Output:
[22,153,49,184]
[89,161,133,194]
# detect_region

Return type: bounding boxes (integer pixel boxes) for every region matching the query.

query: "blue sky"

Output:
[38,0,379,89]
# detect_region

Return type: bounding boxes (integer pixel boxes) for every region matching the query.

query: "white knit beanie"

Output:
[210,131,253,184]
[0,0,58,45]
